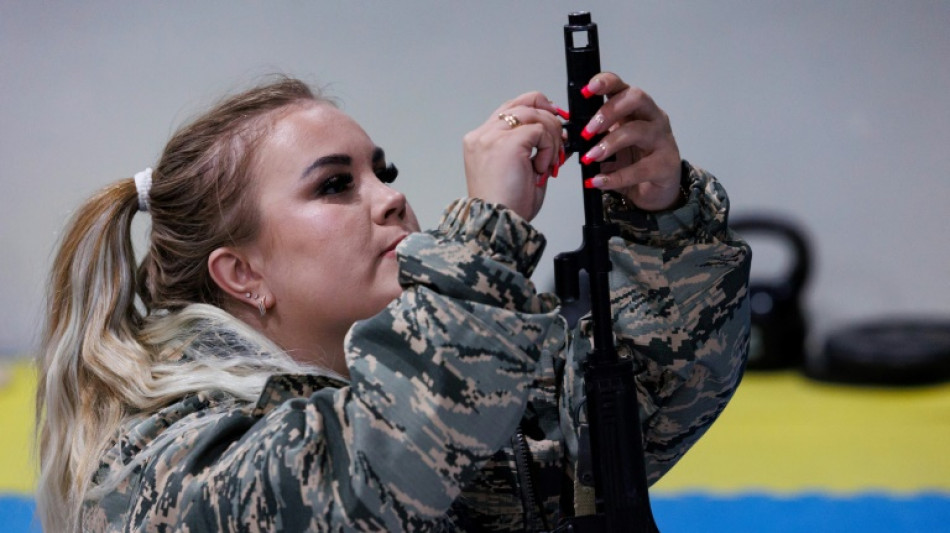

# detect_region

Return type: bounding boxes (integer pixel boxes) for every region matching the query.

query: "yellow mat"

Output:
[3,359,949,496]
[0,361,37,494]
[653,370,950,495]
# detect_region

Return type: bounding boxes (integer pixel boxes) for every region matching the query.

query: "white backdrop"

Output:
[2,1,948,356]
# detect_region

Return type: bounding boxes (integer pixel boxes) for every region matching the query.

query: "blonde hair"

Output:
[35,77,331,532]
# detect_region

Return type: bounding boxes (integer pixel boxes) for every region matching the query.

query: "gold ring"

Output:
[498,113,522,128]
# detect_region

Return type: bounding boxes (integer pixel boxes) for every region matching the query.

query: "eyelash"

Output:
[316,174,354,196]
[376,163,398,184]
[314,164,398,196]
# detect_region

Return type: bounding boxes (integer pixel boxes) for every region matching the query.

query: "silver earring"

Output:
[257,295,267,317]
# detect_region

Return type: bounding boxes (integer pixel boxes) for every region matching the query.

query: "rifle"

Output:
[553,11,660,533]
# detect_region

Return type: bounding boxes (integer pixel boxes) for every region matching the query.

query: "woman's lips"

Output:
[382,233,407,257]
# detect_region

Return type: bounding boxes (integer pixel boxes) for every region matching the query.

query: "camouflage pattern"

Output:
[81,162,750,532]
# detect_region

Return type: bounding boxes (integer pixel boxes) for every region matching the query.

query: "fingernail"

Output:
[536,172,549,188]
[581,143,605,165]
[559,147,566,166]
[584,175,607,189]
[555,107,570,120]
[552,162,559,178]
[580,114,604,141]
[581,77,604,98]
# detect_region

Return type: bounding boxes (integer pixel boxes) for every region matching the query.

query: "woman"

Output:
[36,72,750,531]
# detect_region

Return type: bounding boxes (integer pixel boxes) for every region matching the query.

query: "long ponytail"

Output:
[36,178,148,532]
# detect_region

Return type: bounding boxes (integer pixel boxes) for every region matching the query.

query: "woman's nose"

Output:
[370,179,407,224]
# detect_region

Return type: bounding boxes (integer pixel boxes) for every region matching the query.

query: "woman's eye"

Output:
[375,163,398,184]
[317,174,354,196]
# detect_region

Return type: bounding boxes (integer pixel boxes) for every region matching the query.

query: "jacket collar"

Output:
[252,373,348,417]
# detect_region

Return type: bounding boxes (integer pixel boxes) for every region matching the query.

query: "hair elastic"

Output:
[134,168,153,212]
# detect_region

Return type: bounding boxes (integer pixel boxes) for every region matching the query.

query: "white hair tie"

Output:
[134,168,153,212]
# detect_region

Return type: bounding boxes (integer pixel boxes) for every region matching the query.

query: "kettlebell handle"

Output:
[730,215,811,296]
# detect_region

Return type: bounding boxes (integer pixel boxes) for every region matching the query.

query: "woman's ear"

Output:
[208,247,269,313]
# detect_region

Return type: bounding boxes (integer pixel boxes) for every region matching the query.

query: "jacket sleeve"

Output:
[169,199,566,531]
[560,161,751,485]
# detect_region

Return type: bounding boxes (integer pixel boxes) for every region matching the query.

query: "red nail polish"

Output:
[537,173,550,188]
[555,107,570,120]
[581,85,594,98]
[552,163,559,178]
[581,154,594,166]
[581,127,594,141]
[559,147,566,166]
[584,177,596,189]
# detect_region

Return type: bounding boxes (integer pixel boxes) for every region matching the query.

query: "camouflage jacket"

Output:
[83,163,750,532]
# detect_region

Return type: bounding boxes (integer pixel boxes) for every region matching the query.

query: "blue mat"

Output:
[0,496,39,533]
[3,493,948,531]
[652,493,950,533]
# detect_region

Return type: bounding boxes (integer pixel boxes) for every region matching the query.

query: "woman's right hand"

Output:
[463,92,566,222]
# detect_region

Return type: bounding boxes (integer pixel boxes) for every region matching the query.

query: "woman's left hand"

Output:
[578,72,683,211]
[463,92,566,222]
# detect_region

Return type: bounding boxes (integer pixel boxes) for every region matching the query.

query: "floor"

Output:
[648,370,950,531]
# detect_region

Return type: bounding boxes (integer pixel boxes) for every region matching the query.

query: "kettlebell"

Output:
[730,215,812,370]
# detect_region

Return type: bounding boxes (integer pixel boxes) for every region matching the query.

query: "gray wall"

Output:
[2,2,948,357]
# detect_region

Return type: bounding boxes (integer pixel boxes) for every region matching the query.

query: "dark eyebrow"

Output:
[301,154,351,180]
